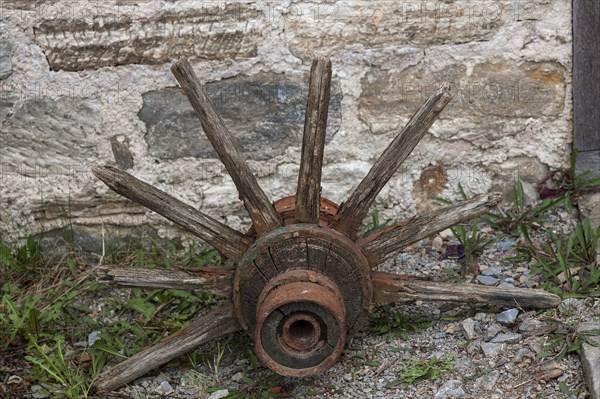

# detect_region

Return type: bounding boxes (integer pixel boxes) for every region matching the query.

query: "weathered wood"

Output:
[575,150,600,180]
[332,83,452,237]
[92,166,248,262]
[97,265,234,297]
[171,58,282,235]
[360,192,502,266]
[295,57,332,224]
[372,272,561,309]
[573,0,600,154]
[94,302,241,392]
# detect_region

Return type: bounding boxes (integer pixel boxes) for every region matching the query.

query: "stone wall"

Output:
[0,0,573,249]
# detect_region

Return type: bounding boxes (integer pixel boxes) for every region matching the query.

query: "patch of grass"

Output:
[511,218,600,298]
[0,234,223,399]
[385,355,454,389]
[358,209,395,237]
[537,319,600,361]
[25,336,106,399]
[483,180,566,240]
[371,309,432,339]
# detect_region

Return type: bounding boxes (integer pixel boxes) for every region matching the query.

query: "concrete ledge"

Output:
[578,322,600,399]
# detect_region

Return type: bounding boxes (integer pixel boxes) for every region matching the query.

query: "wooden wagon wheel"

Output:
[92,57,560,392]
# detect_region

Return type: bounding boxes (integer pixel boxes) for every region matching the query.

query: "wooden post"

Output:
[573,0,600,178]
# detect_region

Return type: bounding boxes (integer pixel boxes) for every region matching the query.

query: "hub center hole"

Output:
[280,313,322,352]
[289,319,315,343]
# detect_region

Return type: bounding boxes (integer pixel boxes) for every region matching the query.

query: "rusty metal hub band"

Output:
[253,272,346,376]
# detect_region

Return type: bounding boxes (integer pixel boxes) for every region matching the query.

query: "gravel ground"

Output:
[98,208,600,399]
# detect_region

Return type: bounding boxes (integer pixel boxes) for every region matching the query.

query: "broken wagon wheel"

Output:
[92,57,561,392]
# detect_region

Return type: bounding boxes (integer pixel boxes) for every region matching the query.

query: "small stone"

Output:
[434,379,465,399]
[516,267,528,273]
[491,332,522,344]
[485,323,503,341]
[477,275,499,286]
[518,319,544,333]
[498,282,515,289]
[208,389,230,399]
[432,236,444,252]
[440,229,454,239]
[31,385,50,399]
[474,312,488,322]
[155,381,173,396]
[497,238,517,252]
[461,318,477,340]
[529,340,545,354]
[497,308,519,325]
[234,359,249,366]
[7,375,23,385]
[467,340,481,355]
[481,342,505,357]
[88,330,101,347]
[482,267,502,277]
[231,371,244,383]
[513,347,534,363]
[519,275,530,284]
[475,370,500,391]
[445,324,457,334]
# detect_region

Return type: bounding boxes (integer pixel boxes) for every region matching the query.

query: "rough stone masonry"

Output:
[0,0,572,248]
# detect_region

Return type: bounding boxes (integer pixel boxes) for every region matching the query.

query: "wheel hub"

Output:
[233,197,372,376]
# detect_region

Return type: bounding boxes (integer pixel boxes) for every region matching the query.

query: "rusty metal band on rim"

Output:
[253,270,346,376]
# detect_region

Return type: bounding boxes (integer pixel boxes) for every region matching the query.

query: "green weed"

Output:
[371,310,432,339]
[512,218,600,298]
[25,336,106,399]
[437,183,495,275]
[484,180,565,241]
[536,319,600,361]
[358,209,395,237]
[385,355,454,389]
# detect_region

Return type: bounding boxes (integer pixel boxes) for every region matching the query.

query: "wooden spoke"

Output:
[331,83,452,237]
[97,265,234,297]
[92,166,248,262]
[171,58,282,235]
[372,272,561,308]
[295,57,332,224]
[359,192,502,266]
[94,303,241,393]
